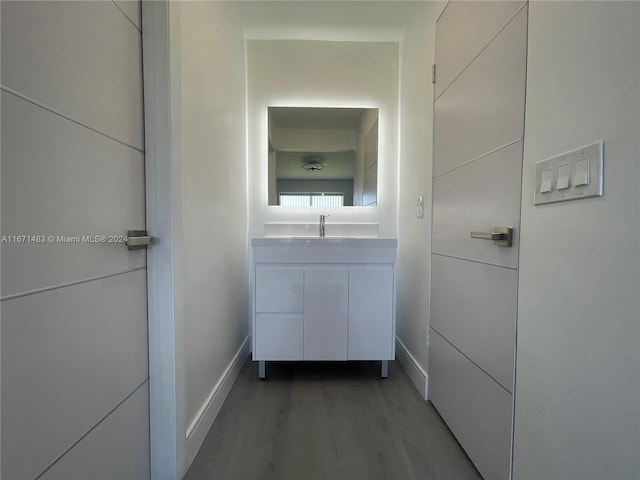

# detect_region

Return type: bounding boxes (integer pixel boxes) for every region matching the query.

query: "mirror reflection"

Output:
[268,107,378,207]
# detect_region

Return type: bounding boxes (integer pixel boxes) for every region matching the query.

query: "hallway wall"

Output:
[514,2,640,478]
[395,2,443,397]
[178,1,250,467]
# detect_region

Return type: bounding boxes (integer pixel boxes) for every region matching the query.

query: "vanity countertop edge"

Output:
[251,237,398,248]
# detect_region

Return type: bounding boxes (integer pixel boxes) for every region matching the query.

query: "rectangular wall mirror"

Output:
[268,107,378,207]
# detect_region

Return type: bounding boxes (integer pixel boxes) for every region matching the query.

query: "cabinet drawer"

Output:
[254,314,303,360]
[255,266,303,313]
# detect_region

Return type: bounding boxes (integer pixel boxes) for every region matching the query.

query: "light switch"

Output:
[574,157,590,186]
[557,163,570,190]
[540,168,553,194]
[416,196,424,218]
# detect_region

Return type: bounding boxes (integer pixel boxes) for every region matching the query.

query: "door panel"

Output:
[1,91,146,297]
[430,4,527,479]
[348,266,394,360]
[435,1,526,99]
[431,254,517,391]
[429,331,513,480]
[432,141,523,268]
[304,268,348,360]
[1,1,144,149]
[1,270,148,480]
[1,2,149,478]
[114,0,142,30]
[433,8,527,176]
[40,383,150,480]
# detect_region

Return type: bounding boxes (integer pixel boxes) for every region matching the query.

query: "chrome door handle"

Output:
[126,230,154,250]
[470,226,513,247]
[470,232,505,240]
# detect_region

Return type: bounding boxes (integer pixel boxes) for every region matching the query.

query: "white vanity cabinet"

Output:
[252,238,397,378]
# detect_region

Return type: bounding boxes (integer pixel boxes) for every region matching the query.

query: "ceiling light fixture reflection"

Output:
[301,156,325,172]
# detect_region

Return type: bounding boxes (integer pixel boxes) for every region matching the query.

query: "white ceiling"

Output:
[269,107,366,129]
[236,1,435,42]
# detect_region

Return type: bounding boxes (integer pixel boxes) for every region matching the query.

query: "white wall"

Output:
[395,2,443,396]
[247,39,399,237]
[178,1,250,467]
[514,2,640,479]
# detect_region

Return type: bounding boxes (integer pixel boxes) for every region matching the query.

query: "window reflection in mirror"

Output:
[268,107,378,207]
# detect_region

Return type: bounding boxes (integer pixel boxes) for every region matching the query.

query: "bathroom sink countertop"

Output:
[251,237,398,247]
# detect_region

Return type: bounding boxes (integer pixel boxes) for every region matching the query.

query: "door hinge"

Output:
[125,230,154,250]
[432,64,436,84]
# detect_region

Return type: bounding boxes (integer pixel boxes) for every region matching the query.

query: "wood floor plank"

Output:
[184,360,482,480]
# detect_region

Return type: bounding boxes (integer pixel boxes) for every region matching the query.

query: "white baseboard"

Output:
[395,336,429,400]
[185,335,251,467]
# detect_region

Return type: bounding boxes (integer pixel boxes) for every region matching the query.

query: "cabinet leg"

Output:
[258,361,266,379]
[381,360,388,378]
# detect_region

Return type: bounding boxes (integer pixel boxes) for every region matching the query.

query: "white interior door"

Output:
[1,2,149,479]
[429,3,528,480]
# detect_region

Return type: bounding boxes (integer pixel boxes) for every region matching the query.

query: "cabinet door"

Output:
[348,265,394,360]
[303,268,348,360]
[255,266,303,313]
[254,314,303,360]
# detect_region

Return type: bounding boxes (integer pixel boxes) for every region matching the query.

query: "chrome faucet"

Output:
[319,215,327,237]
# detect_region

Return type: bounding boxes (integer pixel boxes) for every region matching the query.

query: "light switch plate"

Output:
[416,196,424,218]
[534,141,603,205]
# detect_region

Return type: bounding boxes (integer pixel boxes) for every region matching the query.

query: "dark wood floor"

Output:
[185,359,482,480]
